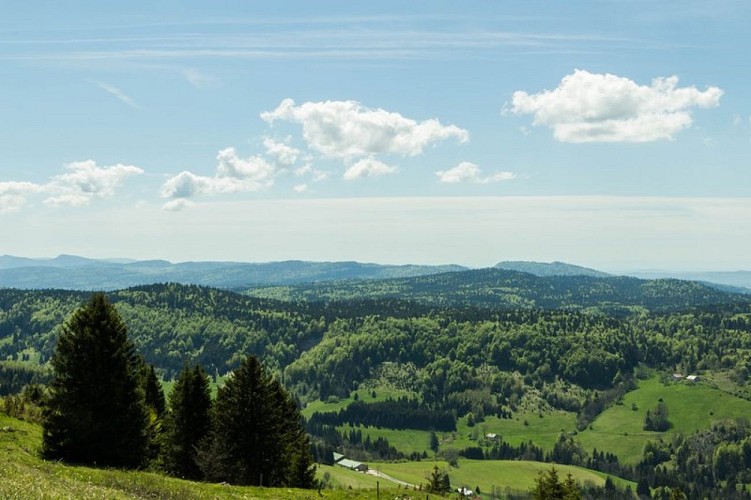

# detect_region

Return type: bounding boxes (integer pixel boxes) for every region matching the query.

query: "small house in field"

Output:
[686,374,700,383]
[336,458,368,472]
[672,373,684,381]
[485,432,499,441]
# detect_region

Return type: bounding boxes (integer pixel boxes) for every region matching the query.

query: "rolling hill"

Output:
[246,267,747,312]
[0,255,466,290]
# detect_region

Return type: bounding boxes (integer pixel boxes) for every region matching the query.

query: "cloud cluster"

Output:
[510,70,723,143]
[0,182,44,214]
[45,160,144,207]
[436,162,516,184]
[161,147,275,208]
[261,98,469,158]
[0,161,143,214]
[263,137,299,166]
[343,158,398,181]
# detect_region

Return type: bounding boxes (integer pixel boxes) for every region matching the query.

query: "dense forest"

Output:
[3,272,751,496]
[245,268,748,312]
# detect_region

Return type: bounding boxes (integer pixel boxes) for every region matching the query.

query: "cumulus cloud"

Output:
[0,161,143,213]
[161,147,276,208]
[295,164,329,182]
[510,70,723,143]
[45,160,144,206]
[162,198,195,212]
[0,181,44,214]
[343,158,398,181]
[261,98,469,158]
[263,137,299,166]
[436,162,516,184]
[293,184,309,193]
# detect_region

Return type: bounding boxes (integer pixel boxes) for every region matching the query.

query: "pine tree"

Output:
[197,355,315,487]
[42,293,148,468]
[140,362,166,417]
[162,363,212,479]
[533,467,582,500]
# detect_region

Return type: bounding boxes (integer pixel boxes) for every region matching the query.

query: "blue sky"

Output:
[1,1,750,270]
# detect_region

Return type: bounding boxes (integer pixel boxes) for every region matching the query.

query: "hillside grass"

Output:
[452,411,577,452]
[371,459,634,496]
[301,388,416,419]
[0,413,399,499]
[341,411,578,459]
[577,375,751,463]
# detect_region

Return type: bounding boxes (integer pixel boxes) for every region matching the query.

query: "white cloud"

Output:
[261,98,469,158]
[293,184,309,193]
[263,137,299,166]
[436,162,516,184]
[90,80,142,109]
[295,163,329,182]
[161,147,276,206]
[0,182,43,213]
[162,198,195,211]
[343,158,397,181]
[0,161,143,212]
[44,160,144,207]
[510,70,723,143]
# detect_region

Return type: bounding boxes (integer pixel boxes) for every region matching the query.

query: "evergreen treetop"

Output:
[42,293,148,468]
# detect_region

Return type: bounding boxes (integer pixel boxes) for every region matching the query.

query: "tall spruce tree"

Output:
[198,355,315,487]
[42,293,148,468]
[162,363,212,479]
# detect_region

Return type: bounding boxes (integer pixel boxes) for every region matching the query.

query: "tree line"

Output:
[41,293,316,488]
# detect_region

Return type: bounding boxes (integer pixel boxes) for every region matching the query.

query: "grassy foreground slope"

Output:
[577,375,751,463]
[0,414,393,499]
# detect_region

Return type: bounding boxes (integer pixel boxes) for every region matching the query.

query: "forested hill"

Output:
[246,268,747,313]
[0,284,325,378]
[0,256,466,290]
[494,261,611,278]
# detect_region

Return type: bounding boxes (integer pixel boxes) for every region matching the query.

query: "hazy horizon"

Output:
[2,2,749,272]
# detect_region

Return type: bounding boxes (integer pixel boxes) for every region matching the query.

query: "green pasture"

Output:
[577,375,751,463]
[372,459,634,497]
[301,387,416,419]
[0,413,393,499]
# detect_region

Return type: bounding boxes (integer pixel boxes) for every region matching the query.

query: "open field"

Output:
[0,413,400,499]
[302,388,416,419]
[577,375,751,463]
[371,459,634,496]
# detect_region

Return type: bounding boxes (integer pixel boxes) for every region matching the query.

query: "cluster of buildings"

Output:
[672,373,700,383]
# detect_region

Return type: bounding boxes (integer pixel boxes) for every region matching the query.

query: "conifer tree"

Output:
[198,355,315,487]
[140,362,166,417]
[162,363,212,479]
[42,293,148,468]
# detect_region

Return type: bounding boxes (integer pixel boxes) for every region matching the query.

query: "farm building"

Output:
[686,375,700,383]
[336,458,368,472]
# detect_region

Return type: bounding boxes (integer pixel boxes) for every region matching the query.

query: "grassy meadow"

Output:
[577,375,751,463]
[0,413,401,499]
[370,459,634,496]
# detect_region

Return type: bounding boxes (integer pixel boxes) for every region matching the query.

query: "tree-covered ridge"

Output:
[0,256,467,290]
[0,284,326,377]
[285,303,751,403]
[246,268,746,313]
[494,260,611,278]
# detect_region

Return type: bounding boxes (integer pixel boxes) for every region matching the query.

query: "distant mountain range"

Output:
[0,255,466,290]
[0,255,748,294]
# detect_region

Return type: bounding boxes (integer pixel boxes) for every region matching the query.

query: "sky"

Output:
[1,1,750,271]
